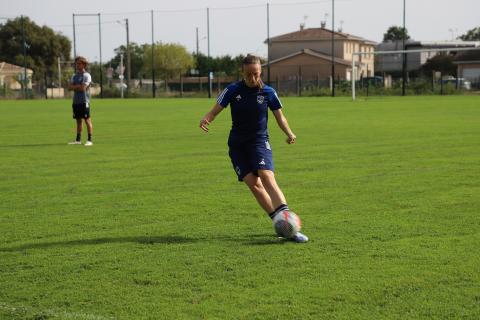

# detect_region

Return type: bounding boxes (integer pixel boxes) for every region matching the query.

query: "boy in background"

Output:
[68,56,93,146]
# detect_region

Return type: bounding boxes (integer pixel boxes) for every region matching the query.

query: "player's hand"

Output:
[286,133,296,144]
[199,118,211,133]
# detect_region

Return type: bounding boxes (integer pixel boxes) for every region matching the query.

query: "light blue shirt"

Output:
[71,72,92,105]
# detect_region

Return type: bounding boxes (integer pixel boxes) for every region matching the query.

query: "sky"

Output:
[1,0,479,62]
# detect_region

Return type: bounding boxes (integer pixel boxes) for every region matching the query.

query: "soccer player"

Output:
[199,54,308,243]
[68,56,93,146]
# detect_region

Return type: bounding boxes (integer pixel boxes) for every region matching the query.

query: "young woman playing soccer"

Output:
[68,56,93,146]
[199,54,308,243]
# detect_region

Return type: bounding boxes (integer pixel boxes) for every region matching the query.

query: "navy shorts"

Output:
[229,139,274,182]
[72,103,90,119]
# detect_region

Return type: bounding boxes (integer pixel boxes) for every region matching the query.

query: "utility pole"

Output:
[58,57,61,89]
[98,13,103,98]
[125,18,131,95]
[267,3,271,85]
[21,15,27,99]
[331,0,335,97]
[196,27,199,57]
[402,0,407,96]
[207,7,212,98]
[151,10,156,98]
[72,14,76,58]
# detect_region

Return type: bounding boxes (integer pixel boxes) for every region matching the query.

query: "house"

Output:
[453,49,480,86]
[0,61,33,90]
[264,26,376,83]
[375,40,480,73]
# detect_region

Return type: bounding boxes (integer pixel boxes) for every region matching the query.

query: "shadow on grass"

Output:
[0,143,68,148]
[0,235,196,252]
[0,234,287,252]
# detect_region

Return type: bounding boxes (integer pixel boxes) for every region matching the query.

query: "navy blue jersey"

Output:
[217,80,282,145]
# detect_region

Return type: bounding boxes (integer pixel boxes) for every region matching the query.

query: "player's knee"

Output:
[245,178,263,193]
[258,169,274,178]
[253,181,265,193]
[258,170,276,185]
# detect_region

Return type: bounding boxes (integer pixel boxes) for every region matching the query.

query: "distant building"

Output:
[453,49,480,86]
[264,26,376,83]
[0,61,33,90]
[375,40,480,73]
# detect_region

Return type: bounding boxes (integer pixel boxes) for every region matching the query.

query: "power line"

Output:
[210,4,265,11]
[100,10,150,16]
[271,0,350,6]
[50,20,120,28]
[71,0,354,17]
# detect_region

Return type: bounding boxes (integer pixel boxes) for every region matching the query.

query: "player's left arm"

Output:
[272,109,296,144]
[78,73,92,92]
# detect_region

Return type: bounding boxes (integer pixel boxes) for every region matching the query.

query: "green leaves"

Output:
[142,42,194,79]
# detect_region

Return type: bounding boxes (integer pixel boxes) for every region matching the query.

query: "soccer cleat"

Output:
[84,141,93,146]
[291,232,309,243]
[68,141,82,145]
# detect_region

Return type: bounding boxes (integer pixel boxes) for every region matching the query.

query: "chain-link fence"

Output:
[2,3,479,99]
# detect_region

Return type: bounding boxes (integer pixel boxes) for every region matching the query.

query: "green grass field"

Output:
[1,96,479,319]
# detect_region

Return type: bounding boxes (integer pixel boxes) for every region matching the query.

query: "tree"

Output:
[106,42,144,79]
[420,53,456,76]
[0,16,71,82]
[143,42,194,79]
[193,53,255,77]
[459,27,480,41]
[383,26,410,42]
[193,52,212,76]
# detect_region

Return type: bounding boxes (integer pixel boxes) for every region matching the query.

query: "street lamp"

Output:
[117,19,131,94]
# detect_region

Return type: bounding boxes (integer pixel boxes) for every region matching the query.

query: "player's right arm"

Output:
[68,83,87,91]
[68,75,76,91]
[199,85,235,133]
[199,103,224,133]
[68,74,91,92]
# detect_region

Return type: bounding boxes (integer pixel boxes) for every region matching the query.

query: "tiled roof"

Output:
[0,61,33,74]
[265,48,351,66]
[268,27,376,45]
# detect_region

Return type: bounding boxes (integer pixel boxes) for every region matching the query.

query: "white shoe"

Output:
[68,141,82,145]
[291,232,309,243]
[84,141,93,146]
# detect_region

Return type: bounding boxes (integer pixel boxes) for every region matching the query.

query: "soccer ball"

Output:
[272,210,301,238]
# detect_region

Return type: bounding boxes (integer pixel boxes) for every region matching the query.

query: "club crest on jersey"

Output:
[257,95,265,104]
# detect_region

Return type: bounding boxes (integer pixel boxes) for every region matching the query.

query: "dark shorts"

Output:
[228,139,274,182]
[72,103,90,119]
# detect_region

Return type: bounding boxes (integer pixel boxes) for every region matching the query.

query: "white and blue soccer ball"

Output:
[272,210,301,238]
